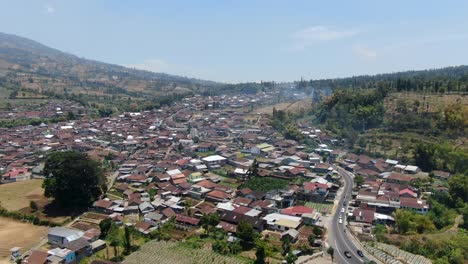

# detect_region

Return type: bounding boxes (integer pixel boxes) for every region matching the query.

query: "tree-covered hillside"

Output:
[298,66,468,93]
[309,67,468,175]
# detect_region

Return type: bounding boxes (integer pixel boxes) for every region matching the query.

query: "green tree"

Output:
[313,226,323,237]
[327,246,334,263]
[307,234,316,247]
[285,252,298,264]
[237,220,256,246]
[107,223,121,257]
[248,158,259,177]
[448,174,468,203]
[66,111,76,120]
[29,201,38,212]
[123,225,132,255]
[413,144,435,172]
[9,90,18,99]
[5,102,12,111]
[99,218,113,239]
[355,175,365,188]
[200,213,220,236]
[177,143,184,152]
[283,123,304,141]
[428,200,457,229]
[415,215,435,233]
[42,151,107,210]
[255,243,266,264]
[393,209,412,234]
[443,102,467,133]
[282,239,291,256]
[460,205,468,230]
[374,224,387,241]
[98,107,113,117]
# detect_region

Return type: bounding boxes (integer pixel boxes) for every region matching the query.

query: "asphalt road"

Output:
[327,165,370,264]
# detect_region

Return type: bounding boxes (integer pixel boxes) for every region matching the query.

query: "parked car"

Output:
[339,218,343,224]
[357,250,364,257]
[341,207,345,213]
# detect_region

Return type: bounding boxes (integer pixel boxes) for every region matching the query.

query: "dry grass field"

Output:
[0,179,70,224]
[255,99,312,115]
[0,179,44,211]
[0,217,48,263]
[384,92,468,114]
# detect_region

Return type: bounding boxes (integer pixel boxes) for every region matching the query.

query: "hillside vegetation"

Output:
[0,32,275,112]
[308,68,468,173]
[302,68,468,263]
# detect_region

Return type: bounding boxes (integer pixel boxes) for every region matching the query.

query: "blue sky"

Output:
[1,0,468,82]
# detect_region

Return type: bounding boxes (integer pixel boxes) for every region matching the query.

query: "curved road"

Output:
[327,165,371,264]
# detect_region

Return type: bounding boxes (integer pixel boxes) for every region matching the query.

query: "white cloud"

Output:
[45,5,55,14]
[353,44,377,59]
[125,59,170,73]
[291,26,358,51]
[294,26,358,41]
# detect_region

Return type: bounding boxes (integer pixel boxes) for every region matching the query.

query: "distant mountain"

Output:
[0,32,224,109]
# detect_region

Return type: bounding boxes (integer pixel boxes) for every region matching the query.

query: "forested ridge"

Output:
[305,66,467,176]
[297,65,468,93]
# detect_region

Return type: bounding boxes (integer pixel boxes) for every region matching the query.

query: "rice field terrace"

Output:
[123,240,249,264]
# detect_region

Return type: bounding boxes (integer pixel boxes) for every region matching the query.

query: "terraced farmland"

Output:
[123,240,248,264]
[363,242,432,264]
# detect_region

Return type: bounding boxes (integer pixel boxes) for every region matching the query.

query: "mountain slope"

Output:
[0,32,223,110]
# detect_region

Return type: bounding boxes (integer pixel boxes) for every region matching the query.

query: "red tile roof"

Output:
[387,173,412,183]
[353,209,375,223]
[400,197,427,209]
[135,221,152,231]
[196,179,218,189]
[281,205,314,216]
[162,207,176,218]
[24,250,48,264]
[206,190,230,200]
[399,188,416,197]
[2,167,28,177]
[303,182,328,191]
[233,206,252,214]
[176,214,200,225]
[233,197,252,206]
[217,221,237,233]
[94,199,113,209]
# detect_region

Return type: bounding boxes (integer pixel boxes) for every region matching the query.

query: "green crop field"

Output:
[123,240,248,264]
[305,202,333,215]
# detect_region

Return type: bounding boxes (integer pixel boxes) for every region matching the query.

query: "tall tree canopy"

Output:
[43,151,107,210]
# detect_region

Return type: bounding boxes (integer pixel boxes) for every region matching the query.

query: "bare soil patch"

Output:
[255,99,312,115]
[0,217,48,263]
